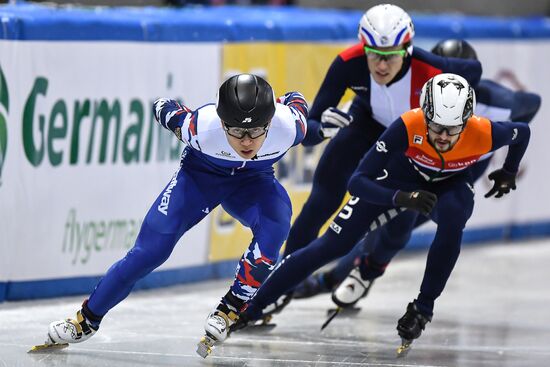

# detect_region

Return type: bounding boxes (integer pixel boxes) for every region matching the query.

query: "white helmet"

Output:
[420,73,476,126]
[358,4,414,48]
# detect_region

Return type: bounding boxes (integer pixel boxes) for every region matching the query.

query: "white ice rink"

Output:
[1,238,549,367]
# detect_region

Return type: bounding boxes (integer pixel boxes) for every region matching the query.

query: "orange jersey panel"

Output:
[401,109,492,172]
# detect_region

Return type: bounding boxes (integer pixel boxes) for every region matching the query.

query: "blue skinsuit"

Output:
[86,93,309,316]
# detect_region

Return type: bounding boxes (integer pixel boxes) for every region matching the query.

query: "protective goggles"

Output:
[427,120,465,136]
[223,123,269,139]
[364,46,407,63]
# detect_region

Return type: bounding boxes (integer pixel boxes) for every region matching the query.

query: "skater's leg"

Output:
[224,178,292,304]
[201,177,292,345]
[284,122,374,256]
[87,222,182,315]
[247,198,388,317]
[46,168,219,346]
[360,210,419,276]
[415,182,474,316]
[293,232,372,299]
[397,181,474,347]
[324,234,371,287]
[88,168,215,316]
[331,210,416,307]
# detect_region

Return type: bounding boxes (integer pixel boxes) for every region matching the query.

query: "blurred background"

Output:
[2,0,550,15]
[2,0,549,16]
[0,0,549,304]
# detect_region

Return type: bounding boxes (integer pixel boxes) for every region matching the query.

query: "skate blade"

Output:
[238,323,277,334]
[396,340,412,358]
[28,343,69,353]
[196,336,215,358]
[326,306,361,316]
[321,307,341,331]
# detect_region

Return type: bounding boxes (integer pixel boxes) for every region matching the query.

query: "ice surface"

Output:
[2,239,549,366]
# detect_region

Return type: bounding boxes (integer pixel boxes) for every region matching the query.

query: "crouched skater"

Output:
[235,73,530,356]
[31,74,308,358]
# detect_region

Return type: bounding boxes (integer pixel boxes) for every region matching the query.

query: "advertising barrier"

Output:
[0,4,549,301]
[0,41,220,300]
[211,39,550,260]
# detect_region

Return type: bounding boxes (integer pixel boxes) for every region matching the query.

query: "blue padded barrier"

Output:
[1,3,549,301]
[1,4,550,42]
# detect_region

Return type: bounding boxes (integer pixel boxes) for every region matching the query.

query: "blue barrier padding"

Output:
[509,220,550,239]
[132,259,236,290]
[2,221,550,302]
[6,276,103,301]
[5,260,236,301]
[406,222,544,250]
[413,15,550,39]
[0,283,6,302]
[1,3,550,42]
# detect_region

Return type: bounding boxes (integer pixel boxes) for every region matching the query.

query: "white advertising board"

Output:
[1,38,548,291]
[0,41,220,281]
[403,39,549,233]
[471,40,548,225]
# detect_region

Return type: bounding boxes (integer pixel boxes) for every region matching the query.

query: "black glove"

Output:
[484,168,517,198]
[394,190,437,216]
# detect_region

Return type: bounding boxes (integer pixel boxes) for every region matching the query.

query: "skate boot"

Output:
[29,301,101,353]
[262,292,293,318]
[293,273,332,299]
[230,292,292,335]
[320,267,374,330]
[228,305,254,334]
[197,303,239,358]
[331,267,374,308]
[396,301,432,357]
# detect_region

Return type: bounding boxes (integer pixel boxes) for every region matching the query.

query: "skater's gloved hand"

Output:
[320,107,353,138]
[393,190,437,216]
[153,98,186,129]
[277,91,306,106]
[485,168,517,198]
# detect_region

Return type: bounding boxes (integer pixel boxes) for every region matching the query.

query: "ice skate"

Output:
[395,301,431,357]
[331,267,374,308]
[326,306,362,316]
[28,341,69,353]
[197,306,239,358]
[321,306,341,331]
[321,267,374,330]
[233,314,277,335]
[396,338,413,357]
[262,292,293,318]
[231,292,292,336]
[246,292,292,330]
[196,334,216,358]
[29,309,98,353]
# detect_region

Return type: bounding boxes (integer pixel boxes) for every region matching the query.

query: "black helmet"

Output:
[216,74,276,128]
[431,39,478,60]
